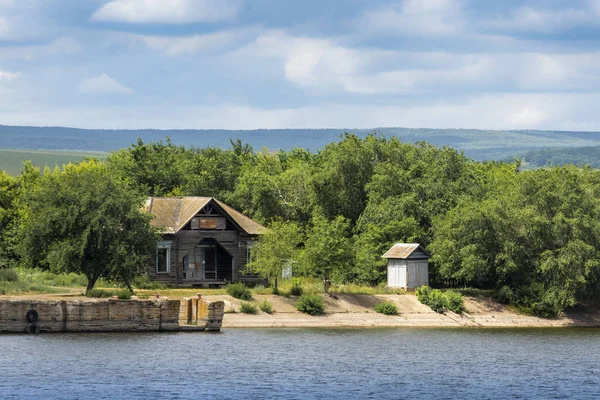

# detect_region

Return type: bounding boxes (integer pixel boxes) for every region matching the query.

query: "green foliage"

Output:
[4,134,600,317]
[295,294,325,315]
[240,302,258,314]
[259,299,273,314]
[245,220,302,292]
[289,283,303,296]
[226,282,252,300]
[116,289,133,299]
[416,286,465,314]
[374,301,399,315]
[301,215,353,291]
[17,160,158,292]
[132,275,167,290]
[85,288,114,298]
[0,268,18,282]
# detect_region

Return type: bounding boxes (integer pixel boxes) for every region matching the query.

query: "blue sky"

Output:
[1,0,600,130]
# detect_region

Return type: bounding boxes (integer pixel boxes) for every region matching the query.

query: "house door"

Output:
[203,247,217,280]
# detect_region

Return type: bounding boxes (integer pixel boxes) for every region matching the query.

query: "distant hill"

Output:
[1,125,600,161]
[0,149,106,175]
[521,145,600,169]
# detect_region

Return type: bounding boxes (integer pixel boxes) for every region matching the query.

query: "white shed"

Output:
[382,243,430,289]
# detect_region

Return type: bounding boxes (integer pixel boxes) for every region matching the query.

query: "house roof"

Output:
[144,197,265,235]
[382,243,429,259]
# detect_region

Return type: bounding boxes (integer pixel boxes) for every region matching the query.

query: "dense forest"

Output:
[522,145,600,169]
[2,134,600,316]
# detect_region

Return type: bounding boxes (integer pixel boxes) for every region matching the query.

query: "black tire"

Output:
[26,309,39,323]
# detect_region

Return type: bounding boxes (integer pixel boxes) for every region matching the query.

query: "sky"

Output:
[1,0,600,130]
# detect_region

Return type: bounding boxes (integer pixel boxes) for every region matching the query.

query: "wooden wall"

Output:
[148,231,258,285]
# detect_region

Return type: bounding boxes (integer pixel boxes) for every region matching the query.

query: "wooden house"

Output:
[382,243,430,289]
[144,197,265,287]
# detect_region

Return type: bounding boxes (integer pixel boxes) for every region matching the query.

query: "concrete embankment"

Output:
[210,294,600,328]
[0,299,224,333]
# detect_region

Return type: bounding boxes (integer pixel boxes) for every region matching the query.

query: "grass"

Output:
[0,149,107,175]
[374,301,399,315]
[1,270,409,300]
[226,282,252,300]
[260,299,273,314]
[296,294,325,315]
[240,302,258,314]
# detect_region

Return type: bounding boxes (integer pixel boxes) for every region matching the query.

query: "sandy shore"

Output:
[213,294,600,328]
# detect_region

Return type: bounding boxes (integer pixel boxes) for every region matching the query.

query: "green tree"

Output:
[302,215,353,292]
[245,221,302,292]
[19,160,158,292]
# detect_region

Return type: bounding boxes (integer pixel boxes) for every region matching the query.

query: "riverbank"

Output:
[4,292,598,329]
[216,293,600,328]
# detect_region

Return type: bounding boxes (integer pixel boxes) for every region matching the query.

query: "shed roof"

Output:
[382,243,429,259]
[144,197,265,235]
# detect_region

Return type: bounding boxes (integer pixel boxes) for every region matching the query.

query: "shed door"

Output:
[407,261,418,288]
[417,261,429,287]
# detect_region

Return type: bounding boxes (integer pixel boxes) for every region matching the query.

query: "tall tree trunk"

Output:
[274,276,278,292]
[86,276,98,293]
[323,271,330,293]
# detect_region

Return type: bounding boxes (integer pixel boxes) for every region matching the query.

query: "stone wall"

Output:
[0,299,187,333]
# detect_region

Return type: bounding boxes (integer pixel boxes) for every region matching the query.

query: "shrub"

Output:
[296,294,325,315]
[415,285,432,302]
[133,275,166,290]
[0,269,18,282]
[226,282,252,300]
[426,290,447,313]
[416,286,465,314]
[374,301,398,315]
[260,299,273,314]
[444,290,466,313]
[240,302,258,314]
[495,286,514,304]
[115,289,132,300]
[290,283,303,296]
[85,288,114,298]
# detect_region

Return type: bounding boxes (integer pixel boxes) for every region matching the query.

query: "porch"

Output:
[182,238,234,285]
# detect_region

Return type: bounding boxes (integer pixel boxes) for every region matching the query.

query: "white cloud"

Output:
[91,0,241,24]
[0,70,19,80]
[244,32,600,95]
[78,73,134,95]
[361,0,464,36]
[135,29,251,55]
[0,16,10,38]
[0,37,81,61]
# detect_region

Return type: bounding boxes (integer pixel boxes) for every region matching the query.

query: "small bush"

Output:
[374,301,399,315]
[0,269,19,282]
[426,290,447,313]
[115,289,132,300]
[260,299,273,314]
[240,302,258,314]
[296,294,325,315]
[444,290,465,313]
[226,282,252,300]
[290,284,303,296]
[133,275,166,290]
[85,288,114,298]
[495,286,514,304]
[416,286,465,314]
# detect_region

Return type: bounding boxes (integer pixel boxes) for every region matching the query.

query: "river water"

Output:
[1,328,599,399]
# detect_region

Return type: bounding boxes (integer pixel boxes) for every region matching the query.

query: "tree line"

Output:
[1,134,600,316]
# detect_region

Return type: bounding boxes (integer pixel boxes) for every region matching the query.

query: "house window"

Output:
[246,240,255,264]
[156,241,172,273]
